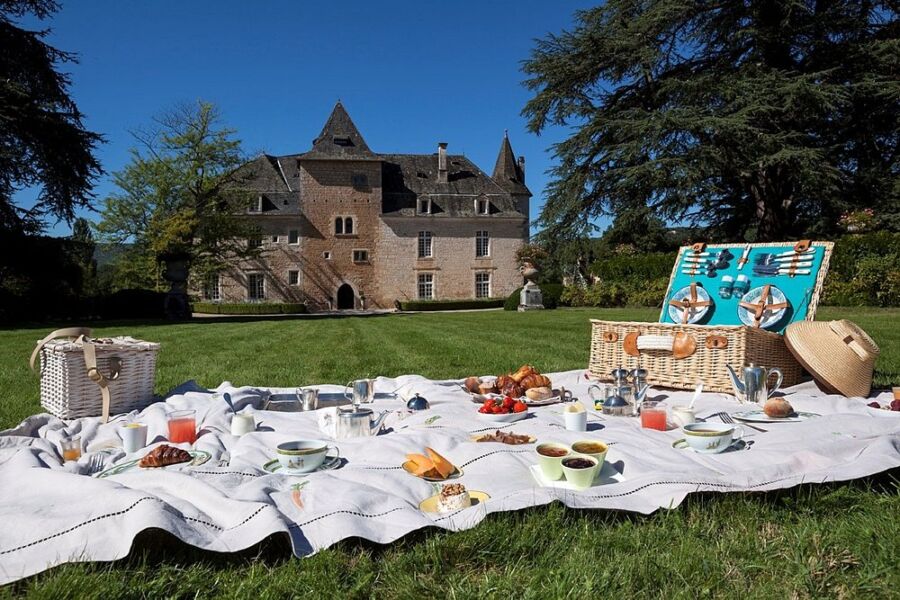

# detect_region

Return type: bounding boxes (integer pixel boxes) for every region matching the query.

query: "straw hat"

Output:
[784,320,879,398]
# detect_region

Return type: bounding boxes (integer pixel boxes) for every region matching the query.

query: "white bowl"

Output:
[476,410,530,423]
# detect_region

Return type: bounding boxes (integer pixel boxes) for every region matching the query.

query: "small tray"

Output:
[528,462,624,490]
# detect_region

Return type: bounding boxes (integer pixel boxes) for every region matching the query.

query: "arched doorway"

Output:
[336,283,355,310]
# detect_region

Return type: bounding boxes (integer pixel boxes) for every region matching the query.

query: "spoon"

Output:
[688,382,703,410]
[223,392,237,414]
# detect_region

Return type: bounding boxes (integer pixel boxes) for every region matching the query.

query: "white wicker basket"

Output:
[29,328,160,421]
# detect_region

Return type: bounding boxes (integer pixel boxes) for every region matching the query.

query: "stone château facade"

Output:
[200,102,530,311]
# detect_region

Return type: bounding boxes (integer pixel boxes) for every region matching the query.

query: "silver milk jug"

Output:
[726,363,784,404]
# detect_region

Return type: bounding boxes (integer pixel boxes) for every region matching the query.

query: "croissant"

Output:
[511,364,537,383]
[519,373,551,390]
[139,444,192,468]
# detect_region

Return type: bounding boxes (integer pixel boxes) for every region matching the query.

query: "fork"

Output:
[86,454,105,476]
[716,411,767,433]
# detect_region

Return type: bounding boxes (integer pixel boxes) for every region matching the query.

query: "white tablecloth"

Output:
[1,370,898,583]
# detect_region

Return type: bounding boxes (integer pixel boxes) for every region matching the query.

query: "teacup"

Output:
[681,423,743,454]
[536,442,571,480]
[570,440,608,468]
[276,440,339,473]
[561,454,600,490]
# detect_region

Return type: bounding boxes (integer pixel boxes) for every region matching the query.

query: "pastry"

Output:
[763,397,794,418]
[139,444,192,468]
[437,483,471,512]
[525,386,552,401]
[495,374,515,391]
[463,376,481,394]
[510,364,537,383]
[519,373,551,390]
[478,381,498,395]
[500,381,524,398]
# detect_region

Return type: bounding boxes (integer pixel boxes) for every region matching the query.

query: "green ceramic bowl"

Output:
[561,454,599,490]
[570,440,608,467]
[535,442,571,480]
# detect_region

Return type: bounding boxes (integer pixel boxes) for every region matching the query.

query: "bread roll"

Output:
[495,374,515,391]
[763,397,794,418]
[478,381,498,395]
[525,386,552,401]
[464,377,481,393]
[500,381,524,398]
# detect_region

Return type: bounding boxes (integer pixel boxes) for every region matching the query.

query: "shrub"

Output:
[193,302,307,315]
[822,232,900,307]
[98,289,168,319]
[398,298,504,311]
[589,252,676,283]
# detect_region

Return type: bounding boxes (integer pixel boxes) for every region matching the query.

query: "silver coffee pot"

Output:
[333,407,389,439]
[726,363,784,404]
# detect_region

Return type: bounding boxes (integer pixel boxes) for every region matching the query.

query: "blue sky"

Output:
[16,0,603,237]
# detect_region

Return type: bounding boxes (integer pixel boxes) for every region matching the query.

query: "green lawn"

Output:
[1,307,898,597]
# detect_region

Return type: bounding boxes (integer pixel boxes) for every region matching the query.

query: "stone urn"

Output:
[518,260,544,311]
[161,254,191,319]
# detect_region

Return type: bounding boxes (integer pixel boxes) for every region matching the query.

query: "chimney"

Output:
[437,142,448,184]
[517,156,526,182]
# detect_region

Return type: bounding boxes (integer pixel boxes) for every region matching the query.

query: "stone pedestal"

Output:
[518,281,544,311]
[162,257,192,320]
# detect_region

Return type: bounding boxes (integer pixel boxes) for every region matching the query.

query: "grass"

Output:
[1,307,898,597]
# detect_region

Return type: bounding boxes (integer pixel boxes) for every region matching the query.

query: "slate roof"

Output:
[235,102,530,218]
[300,101,377,160]
[491,133,530,196]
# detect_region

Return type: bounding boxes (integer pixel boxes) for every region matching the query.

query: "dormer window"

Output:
[418,199,431,215]
[249,195,263,213]
[476,198,489,215]
[333,136,353,146]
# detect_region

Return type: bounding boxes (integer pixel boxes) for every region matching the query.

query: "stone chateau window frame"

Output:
[475,271,491,298]
[247,272,265,302]
[334,215,356,237]
[352,249,370,264]
[288,270,300,286]
[475,230,490,258]
[417,231,433,259]
[417,272,435,300]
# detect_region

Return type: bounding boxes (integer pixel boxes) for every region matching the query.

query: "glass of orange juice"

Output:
[167,409,197,444]
[60,436,82,461]
[640,401,668,431]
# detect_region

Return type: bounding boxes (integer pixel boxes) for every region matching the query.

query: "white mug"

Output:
[563,410,588,432]
[120,423,148,454]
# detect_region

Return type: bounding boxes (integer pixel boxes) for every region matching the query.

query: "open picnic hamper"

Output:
[589,241,834,393]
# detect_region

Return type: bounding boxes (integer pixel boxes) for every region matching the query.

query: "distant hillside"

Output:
[94,243,131,267]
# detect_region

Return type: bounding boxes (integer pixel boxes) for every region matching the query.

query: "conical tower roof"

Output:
[491,131,530,195]
[303,101,376,159]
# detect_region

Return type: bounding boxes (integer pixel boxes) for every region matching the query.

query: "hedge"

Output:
[193,302,307,315]
[397,298,505,311]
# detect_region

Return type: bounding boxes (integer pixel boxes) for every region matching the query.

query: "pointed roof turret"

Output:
[491,130,530,195]
[302,100,377,160]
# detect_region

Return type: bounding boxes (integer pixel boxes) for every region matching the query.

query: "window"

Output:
[475,272,491,298]
[418,199,431,214]
[203,273,220,301]
[271,235,279,243]
[248,235,263,249]
[417,273,434,300]
[476,198,489,215]
[248,273,265,300]
[333,136,352,146]
[323,251,331,260]
[288,270,299,285]
[249,195,263,213]
[288,229,299,244]
[352,249,369,263]
[476,230,490,258]
[418,231,433,258]
[335,216,354,235]
[351,173,368,188]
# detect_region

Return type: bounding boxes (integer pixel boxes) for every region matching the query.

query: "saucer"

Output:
[672,439,747,453]
[95,450,211,479]
[263,453,341,475]
[419,490,490,513]
[730,410,820,423]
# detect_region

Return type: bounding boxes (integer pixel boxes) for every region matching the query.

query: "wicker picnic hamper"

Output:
[29,327,160,422]
[588,241,833,393]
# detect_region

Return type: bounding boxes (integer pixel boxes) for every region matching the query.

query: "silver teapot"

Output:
[726,363,783,404]
[332,407,389,439]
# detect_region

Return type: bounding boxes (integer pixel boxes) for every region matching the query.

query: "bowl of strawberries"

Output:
[476,395,530,422]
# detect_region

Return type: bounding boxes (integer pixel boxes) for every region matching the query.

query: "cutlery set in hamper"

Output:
[589,240,834,394]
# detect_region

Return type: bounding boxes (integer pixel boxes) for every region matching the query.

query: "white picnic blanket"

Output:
[1,370,898,583]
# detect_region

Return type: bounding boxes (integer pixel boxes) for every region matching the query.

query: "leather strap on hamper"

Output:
[29,328,121,423]
[623,332,697,359]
